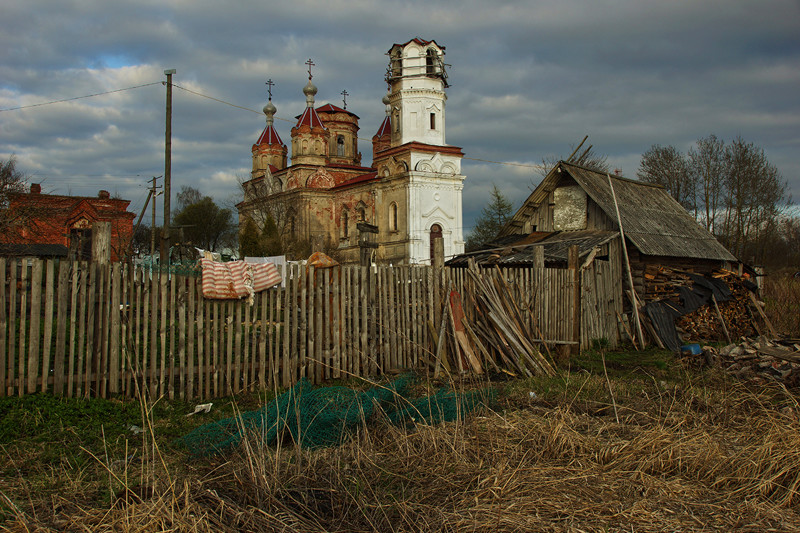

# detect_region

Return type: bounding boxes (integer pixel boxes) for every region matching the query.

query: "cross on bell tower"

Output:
[341,89,349,110]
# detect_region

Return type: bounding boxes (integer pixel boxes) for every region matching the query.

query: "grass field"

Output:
[2,347,800,532]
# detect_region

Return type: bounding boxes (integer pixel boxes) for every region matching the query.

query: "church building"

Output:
[236,38,465,264]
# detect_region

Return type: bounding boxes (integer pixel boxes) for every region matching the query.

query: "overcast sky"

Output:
[2,0,798,236]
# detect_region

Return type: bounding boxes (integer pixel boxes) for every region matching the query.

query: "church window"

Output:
[315,140,322,154]
[337,135,345,156]
[392,108,400,133]
[430,113,436,130]
[426,49,437,75]
[358,206,366,223]
[302,140,308,152]
[389,202,398,232]
[342,211,349,239]
[429,223,443,261]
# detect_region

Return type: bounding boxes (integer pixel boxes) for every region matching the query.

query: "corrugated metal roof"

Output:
[565,163,736,261]
[447,230,618,267]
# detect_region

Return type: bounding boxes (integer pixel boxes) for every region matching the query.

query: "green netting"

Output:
[179,376,495,458]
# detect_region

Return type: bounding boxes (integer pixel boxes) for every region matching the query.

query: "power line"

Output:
[4,80,547,173]
[0,82,162,112]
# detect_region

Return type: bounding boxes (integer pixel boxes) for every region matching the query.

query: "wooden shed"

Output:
[449,161,739,349]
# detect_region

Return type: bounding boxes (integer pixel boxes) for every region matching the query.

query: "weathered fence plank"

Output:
[0,258,600,399]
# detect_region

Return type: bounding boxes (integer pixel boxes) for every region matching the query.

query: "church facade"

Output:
[236,38,465,265]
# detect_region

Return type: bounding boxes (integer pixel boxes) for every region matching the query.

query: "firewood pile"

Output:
[677,271,757,340]
[643,267,765,343]
[682,337,800,387]
[428,267,556,378]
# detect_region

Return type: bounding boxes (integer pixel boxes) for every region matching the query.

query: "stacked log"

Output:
[642,266,764,343]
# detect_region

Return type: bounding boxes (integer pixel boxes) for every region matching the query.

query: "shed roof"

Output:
[500,161,736,262]
[446,229,618,267]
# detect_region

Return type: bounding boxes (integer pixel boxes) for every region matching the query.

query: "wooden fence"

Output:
[0,254,621,400]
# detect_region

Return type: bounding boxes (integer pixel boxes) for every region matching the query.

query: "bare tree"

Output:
[688,134,725,231]
[0,156,38,243]
[176,185,203,213]
[719,136,789,260]
[637,145,695,210]
[237,175,305,258]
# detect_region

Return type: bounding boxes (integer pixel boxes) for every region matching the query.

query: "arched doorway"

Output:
[429,223,443,262]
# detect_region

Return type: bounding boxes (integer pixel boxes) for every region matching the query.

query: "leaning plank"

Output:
[449,290,482,374]
[749,292,779,339]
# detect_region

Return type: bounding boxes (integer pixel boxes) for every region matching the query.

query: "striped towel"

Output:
[201,259,282,301]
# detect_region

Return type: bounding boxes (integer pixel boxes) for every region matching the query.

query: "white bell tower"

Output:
[375,38,465,264]
[387,39,448,147]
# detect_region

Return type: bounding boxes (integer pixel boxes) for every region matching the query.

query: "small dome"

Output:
[263,99,276,116]
[382,93,390,106]
[303,80,318,97]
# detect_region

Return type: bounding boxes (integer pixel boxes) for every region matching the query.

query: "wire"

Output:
[0,82,162,112]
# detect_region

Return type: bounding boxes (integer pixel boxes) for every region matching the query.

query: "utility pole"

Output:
[123,175,161,261]
[149,176,163,258]
[161,68,176,263]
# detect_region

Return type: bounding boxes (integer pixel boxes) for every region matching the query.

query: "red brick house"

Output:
[0,184,136,261]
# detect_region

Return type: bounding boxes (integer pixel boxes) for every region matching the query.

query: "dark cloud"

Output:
[1,0,798,231]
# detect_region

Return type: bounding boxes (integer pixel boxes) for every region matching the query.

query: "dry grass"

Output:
[3,374,800,532]
[762,272,800,336]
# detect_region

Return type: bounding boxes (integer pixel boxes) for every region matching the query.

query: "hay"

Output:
[5,380,800,532]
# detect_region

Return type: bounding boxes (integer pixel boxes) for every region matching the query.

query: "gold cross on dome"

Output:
[265,79,274,100]
[305,58,315,79]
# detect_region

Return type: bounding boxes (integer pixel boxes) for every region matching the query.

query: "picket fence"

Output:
[0,255,620,400]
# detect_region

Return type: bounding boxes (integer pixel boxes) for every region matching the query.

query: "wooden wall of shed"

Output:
[580,238,623,349]
[521,190,555,233]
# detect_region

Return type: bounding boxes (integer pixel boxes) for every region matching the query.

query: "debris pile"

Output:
[682,337,800,387]
[429,267,556,378]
